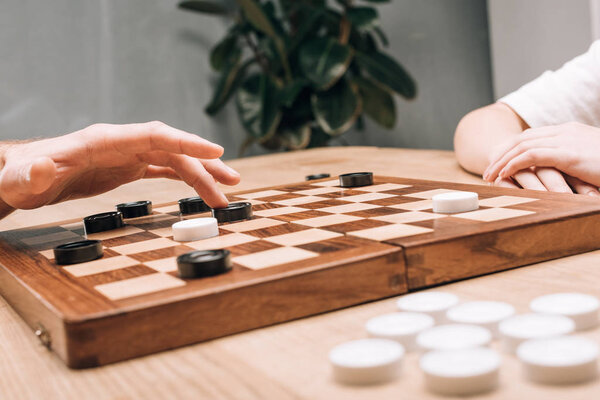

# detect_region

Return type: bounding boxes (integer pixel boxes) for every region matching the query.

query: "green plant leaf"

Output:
[289,6,325,53]
[299,37,353,90]
[311,78,362,135]
[373,26,389,47]
[307,127,332,148]
[178,1,228,14]
[346,7,379,32]
[279,123,312,150]
[210,35,241,71]
[279,80,308,108]
[353,76,396,129]
[355,51,416,98]
[236,73,282,140]
[359,0,390,3]
[205,59,254,115]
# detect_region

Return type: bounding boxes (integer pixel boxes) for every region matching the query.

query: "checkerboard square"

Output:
[153,204,181,214]
[359,183,412,192]
[236,190,288,199]
[232,247,318,270]
[63,256,140,277]
[293,214,362,228]
[254,206,306,217]
[21,230,80,246]
[478,195,539,208]
[272,196,328,206]
[294,187,343,196]
[404,189,456,199]
[339,192,397,203]
[94,273,185,300]
[454,207,535,222]
[319,202,380,214]
[187,233,259,250]
[145,257,178,273]
[220,218,285,233]
[264,228,342,246]
[348,223,433,241]
[390,200,433,211]
[86,225,145,241]
[373,211,447,224]
[111,238,178,255]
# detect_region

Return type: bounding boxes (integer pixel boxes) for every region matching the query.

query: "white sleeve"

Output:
[499,40,600,128]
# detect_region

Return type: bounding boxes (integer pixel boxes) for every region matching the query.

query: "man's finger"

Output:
[535,167,572,193]
[201,159,241,186]
[512,169,547,191]
[100,121,224,160]
[143,166,182,180]
[564,175,600,197]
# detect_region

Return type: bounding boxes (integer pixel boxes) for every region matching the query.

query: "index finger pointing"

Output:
[104,121,224,159]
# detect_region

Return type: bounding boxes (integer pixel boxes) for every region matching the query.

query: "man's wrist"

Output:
[0,142,18,219]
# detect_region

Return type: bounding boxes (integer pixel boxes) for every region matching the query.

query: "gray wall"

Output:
[1,0,493,157]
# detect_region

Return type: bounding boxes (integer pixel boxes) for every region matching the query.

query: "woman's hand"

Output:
[0,121,240,212]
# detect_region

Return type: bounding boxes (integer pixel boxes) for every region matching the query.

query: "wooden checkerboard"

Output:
[1,175,600,368]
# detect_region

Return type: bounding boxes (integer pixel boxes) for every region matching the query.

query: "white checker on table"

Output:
[232,247,318,270]
[94,273,186,301]
[319,202,380,214]
[187,232,259,250]
[86,225,145,241]
[21,230,81,246]
[417,324,492,351]
[272,196,327,206]
[390,200,433,211]
[339,192,396,203]
[348,224,433,241]
[498,313,575,354]
[446,301,515,338]
[373,211,446,224]
[293,187,343,196]
[358,183,412,192]
[63,255,140,277]
[478,195,539,208]
[366,312,435,351]
[145,257,178,273]
[529,292,600,331]
[311,179,340,187]
[236,190,288,200]
[264,228,342,246]
[397,291,459,323]
[403,189,456,199]
[254,206,306,217]
[220,218,285,233]
[111,238,177,255]
[293,214,361,228]
[454,207,535,222]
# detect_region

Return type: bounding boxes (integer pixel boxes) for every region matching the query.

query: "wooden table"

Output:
[1,147,599,399]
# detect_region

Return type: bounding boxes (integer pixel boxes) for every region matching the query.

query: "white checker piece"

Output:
[417,324,492,351]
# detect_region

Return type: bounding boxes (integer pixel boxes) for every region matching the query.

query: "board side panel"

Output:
[63,249,405,368]
[405,213,600,289]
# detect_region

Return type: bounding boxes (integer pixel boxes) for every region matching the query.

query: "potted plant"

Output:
[179,0,416,154]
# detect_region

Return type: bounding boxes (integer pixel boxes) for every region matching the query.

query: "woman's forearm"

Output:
[454,102,529,175]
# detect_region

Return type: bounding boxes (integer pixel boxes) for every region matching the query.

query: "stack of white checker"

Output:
[329,291,600,395]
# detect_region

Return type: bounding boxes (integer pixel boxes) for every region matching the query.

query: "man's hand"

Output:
[0,122,241,213]
[483,122,600,196]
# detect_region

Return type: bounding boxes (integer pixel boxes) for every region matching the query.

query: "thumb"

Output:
[0,157,57,208]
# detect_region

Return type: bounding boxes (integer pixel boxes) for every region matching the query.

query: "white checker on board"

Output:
[145,257,178,273]
[478,195,539,208]
[329,338,404,385]
[232,247,318,270]
[432,191,478,213]
[358,183,412,192]
[416,324,492,351]
[404,189,456,199]
[348,224,433,242]
[21,230,80,246]
[86,225,145,241]
[293,214,361,228]
[264,228,342,246]
[94,273,186,301]
[340,192,396,203]
[236,190,288,200]
[63,256,140,277]
[272,196,327,206]
[253,206,306,217]
[111,238,177,255]
[220,218,285,233]
[319,202,380,214]
[390,200,433,211]
[187,233,259,251]
[373,211,446,224]
[529,292,600,331]
[454,207,535,222]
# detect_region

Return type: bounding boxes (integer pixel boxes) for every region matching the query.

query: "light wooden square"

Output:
[149,227,174,237]
[264,228,342,246]
[21,230,80,246]
[293,214,361,228]
[293,187,343,196]
[237,190,288,200]
[348,224,433,241]
[60,222,84,231]
[272,196,327,206]
[478,195,539,208]
[86,225,144,241]
[153,204,181,214]
[145,257,178,273]
[254,206,306,217]
[94,273,186,301]
[454,207,535,222]
[390,200,433,211]
[373,211,447,224]
[39,249,56,259]
[340,193,396,203]
[187,233,259,250]
[232,247,318,270]
[319,202,380,214]
[404,189,457,199]
[311,179,340,187]
[359,183,412,192]
[63,256,140,277]
[220,218,285,233]
[111,238,177,255]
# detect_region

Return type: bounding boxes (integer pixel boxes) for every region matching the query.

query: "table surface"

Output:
[1,146,599,400]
